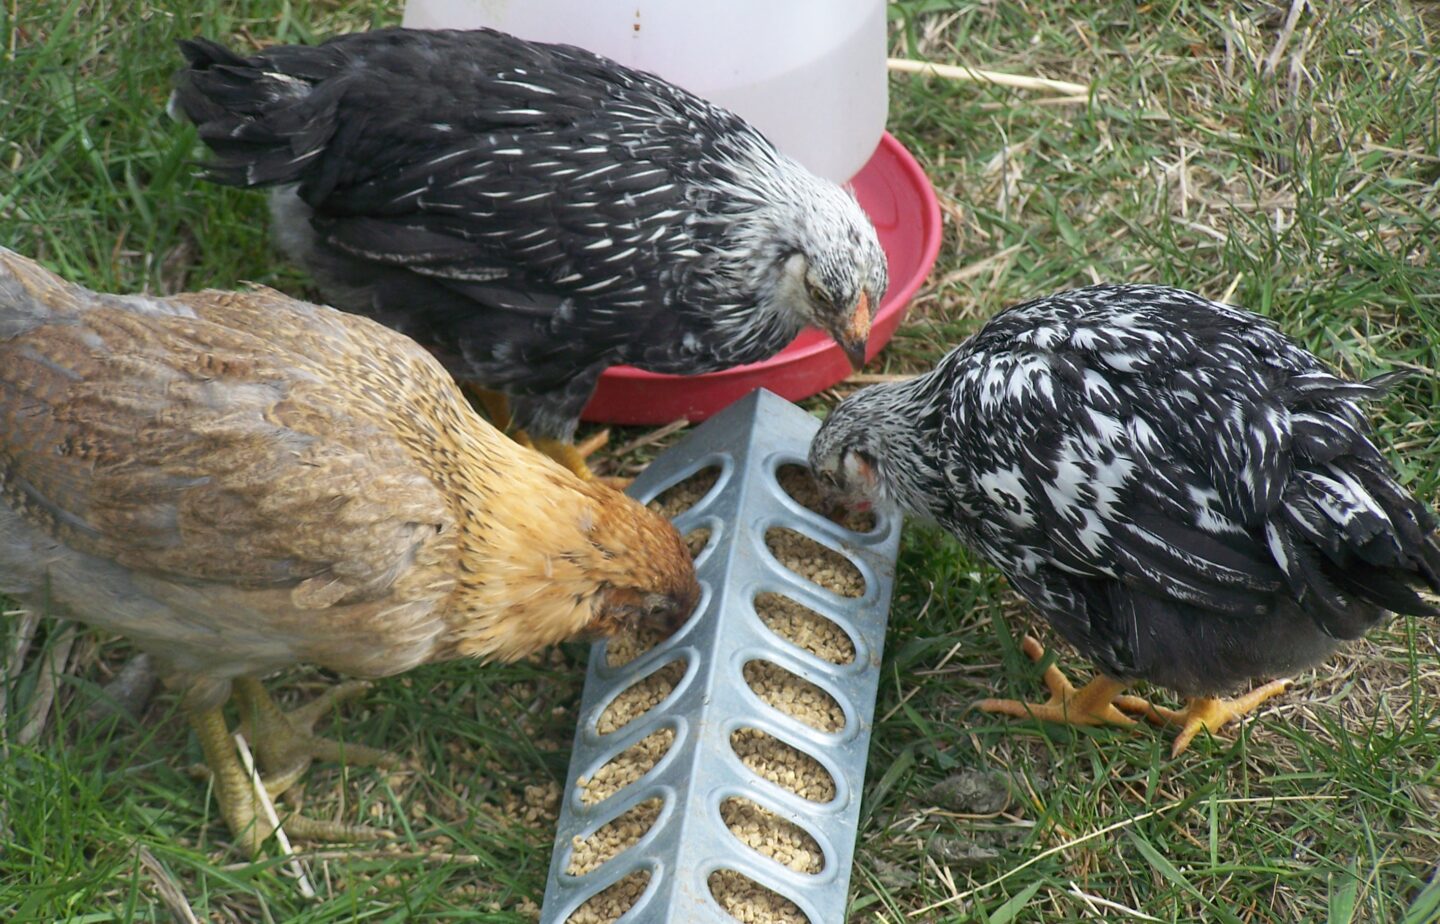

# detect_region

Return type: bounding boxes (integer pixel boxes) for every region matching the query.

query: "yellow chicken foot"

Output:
[530,433,632,489]
[232,677,400,793]
[975,635,1157,728]
[178,677,398,853]
[188,700,391,856]
[1121,679,1293,757]
[459,385,625,485]
[573,428,613,460]
[531,433,604,478]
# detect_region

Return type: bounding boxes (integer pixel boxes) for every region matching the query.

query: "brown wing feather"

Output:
[0,277,452,605]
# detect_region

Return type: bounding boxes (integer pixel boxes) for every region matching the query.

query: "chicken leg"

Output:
[464,384,621,484]
[190,679,398,855]
[974,635,1159,728]
[1123,680,1293,757]
[232,677,400,793]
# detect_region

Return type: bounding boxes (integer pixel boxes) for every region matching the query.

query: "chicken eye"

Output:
[805,278,828,306]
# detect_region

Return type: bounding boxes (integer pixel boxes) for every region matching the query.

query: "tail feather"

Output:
[1290,411,1368,464]
[1269,438,1440,633]
[1285,370,1397,404]
[178,36,250,71]
[1362,369,1418,392]
[170,37,336,190]
[1423,535,1440,593]
[1265,519,1385,638]
[1329,563,1440,620]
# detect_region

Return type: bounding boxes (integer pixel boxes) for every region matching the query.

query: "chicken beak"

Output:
[838,291,872,370]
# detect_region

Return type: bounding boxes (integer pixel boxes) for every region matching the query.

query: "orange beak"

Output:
[838,291,872,369]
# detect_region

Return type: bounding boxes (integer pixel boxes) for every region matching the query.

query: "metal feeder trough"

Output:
[540,389,902,924]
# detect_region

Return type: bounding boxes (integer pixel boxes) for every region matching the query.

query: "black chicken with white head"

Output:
[169,28,888,478]
[811,284,1440,755]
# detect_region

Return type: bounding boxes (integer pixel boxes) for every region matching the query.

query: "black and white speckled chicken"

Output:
[811,284,1440,755]
[168,27,888,478]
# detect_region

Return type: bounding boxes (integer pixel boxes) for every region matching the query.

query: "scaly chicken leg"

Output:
[975,636,1159,728]
[232,677,400,793]
[189,679,398,855]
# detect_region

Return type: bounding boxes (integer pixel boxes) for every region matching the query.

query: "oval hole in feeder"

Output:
[604,623,672,669]
[580,726,677,805]
[753,592,856,665]
[596,658,687,733]
[682,525,713,559]
[646,465,721,518]
[775,463,877,533]
[743,660,844,734]
[765,527,866,598]
[720,796,825,875]
[564,868,651,924]
[566,797,664,876]
[708,868,810,924]
[729,727,836,803]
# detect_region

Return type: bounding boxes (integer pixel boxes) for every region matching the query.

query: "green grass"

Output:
[2,0,1439,921]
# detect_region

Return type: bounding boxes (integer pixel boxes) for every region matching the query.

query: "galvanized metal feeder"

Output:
[540,389,902,924]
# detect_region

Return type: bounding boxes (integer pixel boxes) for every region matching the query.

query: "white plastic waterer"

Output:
[400,0,889,183]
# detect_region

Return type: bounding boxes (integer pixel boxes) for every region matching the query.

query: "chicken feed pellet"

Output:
[646,465,720,519]
[580,727,675,805]
[568,465,866,923]
[595,658,686,734]
[753,592,855,665]
[708,869,809,924]
[604,622,669,670]
[742,660,844,734]
[566,797,663,876]
[564,870,650,924]
[764,527,865,598]
[728,727,836,804]
[720,796,824,874]
[776,464,876,533]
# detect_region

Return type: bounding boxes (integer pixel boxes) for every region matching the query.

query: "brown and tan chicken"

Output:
[0,248,699,854]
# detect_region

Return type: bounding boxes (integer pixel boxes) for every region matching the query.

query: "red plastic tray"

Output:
[580,131,941,425]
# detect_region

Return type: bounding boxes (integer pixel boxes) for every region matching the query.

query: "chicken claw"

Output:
[531,434,608,480]
[188,695,394,856]
[975,636,1156,728]
[233,678,401,794]
[1121,679,1293,757]
[186,678,400,854]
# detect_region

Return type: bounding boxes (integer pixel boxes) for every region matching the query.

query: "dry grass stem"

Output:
[887,58,1090,96]
[16,623,77,747]
[233,732,316,900]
